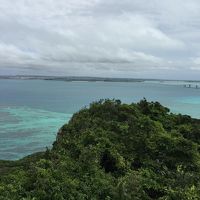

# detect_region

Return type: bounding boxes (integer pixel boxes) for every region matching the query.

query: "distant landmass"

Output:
[0,75,152,82]
[1,75,200,83]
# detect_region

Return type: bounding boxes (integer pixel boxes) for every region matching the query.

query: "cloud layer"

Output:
[1,0,200,79]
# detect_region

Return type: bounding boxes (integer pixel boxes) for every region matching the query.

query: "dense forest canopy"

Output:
[0,99,200,199]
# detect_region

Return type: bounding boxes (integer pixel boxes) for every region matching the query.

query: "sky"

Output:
[1,0,200,79]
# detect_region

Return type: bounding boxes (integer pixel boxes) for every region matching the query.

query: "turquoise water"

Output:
[0,106,71,160]
[1,79,200,160]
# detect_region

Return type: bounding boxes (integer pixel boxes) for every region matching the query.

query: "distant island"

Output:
[0,99,200,199]
[0,75,154,82]
[1,75,200,84]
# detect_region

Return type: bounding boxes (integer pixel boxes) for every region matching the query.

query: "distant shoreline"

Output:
[1,75,200,83]
[0,75,152,83]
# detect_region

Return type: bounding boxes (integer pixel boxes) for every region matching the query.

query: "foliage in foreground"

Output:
[1,99,200,200]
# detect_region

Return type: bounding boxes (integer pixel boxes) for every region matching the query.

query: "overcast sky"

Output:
[1,0,200,79]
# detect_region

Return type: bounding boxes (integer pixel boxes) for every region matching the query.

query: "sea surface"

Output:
[1,79,200,160]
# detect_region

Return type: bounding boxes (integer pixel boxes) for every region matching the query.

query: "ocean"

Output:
[1,79,200,160]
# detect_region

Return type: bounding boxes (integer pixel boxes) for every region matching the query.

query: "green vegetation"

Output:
[1,99,200,199]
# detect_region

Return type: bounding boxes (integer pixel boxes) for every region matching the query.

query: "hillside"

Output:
[0,99,200,199]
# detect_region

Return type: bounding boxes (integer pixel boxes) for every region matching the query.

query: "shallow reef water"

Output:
[0,106,71,160]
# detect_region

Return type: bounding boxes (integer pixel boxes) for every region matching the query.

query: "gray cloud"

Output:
[0,0,200,79]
